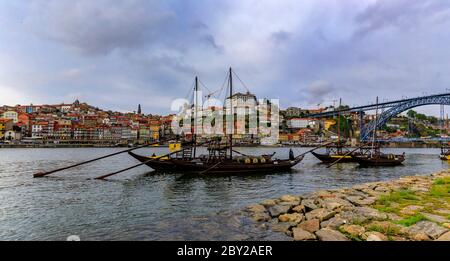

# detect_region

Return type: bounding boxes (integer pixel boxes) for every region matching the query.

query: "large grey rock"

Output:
[353,207,387,220]
[345,196,376,206]
[315,228,349,241]
[293,227,316,241]
[302,199,320,210]
[292,204,305,213]
[278,213,303,224]
[352,184,370,191]
[322,198,353,210]
[366,231,388,241]
[339,210,367,223]
[297,219,320,233]
[407,221,448,239]
[321,216,347,229]
[305,208,335,221]
[363,231,387,241]
[271,222,296,233]
[361,188,385,197]
[339,207,387,223]
[268,204,291,217]
[344,189,371,199]
[421,213,449,224]
[340,224,365,237]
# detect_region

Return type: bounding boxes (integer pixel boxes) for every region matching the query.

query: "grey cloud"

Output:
[24,0,221,56]
[270,31,291,45]
[307,80,333,105]
[24,0,173,55]
[187,20,223,53]
[354,0,450,38]
[202,34,223,53]
[2,0,450,116]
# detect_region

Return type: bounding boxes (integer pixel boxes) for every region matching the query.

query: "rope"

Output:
[232,70,250,93]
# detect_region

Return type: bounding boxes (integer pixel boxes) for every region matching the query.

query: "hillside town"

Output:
[0,94,448,146]
[0,99,169,146]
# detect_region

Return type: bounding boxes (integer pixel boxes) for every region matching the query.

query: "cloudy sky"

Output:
[1,0,450,115]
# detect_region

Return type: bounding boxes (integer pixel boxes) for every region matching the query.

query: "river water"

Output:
[0,147,447,240]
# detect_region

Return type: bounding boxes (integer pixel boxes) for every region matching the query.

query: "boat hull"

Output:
[129,151,304,174]
[170,156,304,174]
[440,154,450,161]
[353,155,405,167]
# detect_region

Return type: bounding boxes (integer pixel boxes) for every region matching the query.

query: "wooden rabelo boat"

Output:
[440,146,450,160]
[311,142,360,163]
[352,145,405,167]
[311,99,360,164]
[130,142,303,174]
[352,97,405,167]
[128,68,304,174]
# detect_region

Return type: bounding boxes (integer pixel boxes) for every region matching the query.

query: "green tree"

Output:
[407,110,417,118]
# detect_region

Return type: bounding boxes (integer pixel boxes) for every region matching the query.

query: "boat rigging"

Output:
[128,67,305,175]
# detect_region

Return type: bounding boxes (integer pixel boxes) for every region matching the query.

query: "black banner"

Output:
[2,241,448,259]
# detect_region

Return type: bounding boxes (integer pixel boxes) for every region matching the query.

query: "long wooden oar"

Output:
[94,141,209,180]
[232,150,249,156]
[297,141,335,157]
[93,149,185,180]
[326,143,367,168]
[33,138,174,178]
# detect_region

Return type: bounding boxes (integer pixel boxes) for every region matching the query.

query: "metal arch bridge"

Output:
[305,92,450,141]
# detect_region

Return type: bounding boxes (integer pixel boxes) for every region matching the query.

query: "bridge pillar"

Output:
[359,110,365,142]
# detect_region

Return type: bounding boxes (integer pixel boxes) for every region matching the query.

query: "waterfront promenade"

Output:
[245,170,450,241]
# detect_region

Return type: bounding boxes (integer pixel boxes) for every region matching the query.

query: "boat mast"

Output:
[338,98,341,145]
[229,67,233,159]
[193,76,198,157]
[371,96,379,152]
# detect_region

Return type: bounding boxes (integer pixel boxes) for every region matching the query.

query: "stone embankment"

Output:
[245,170,450,241]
